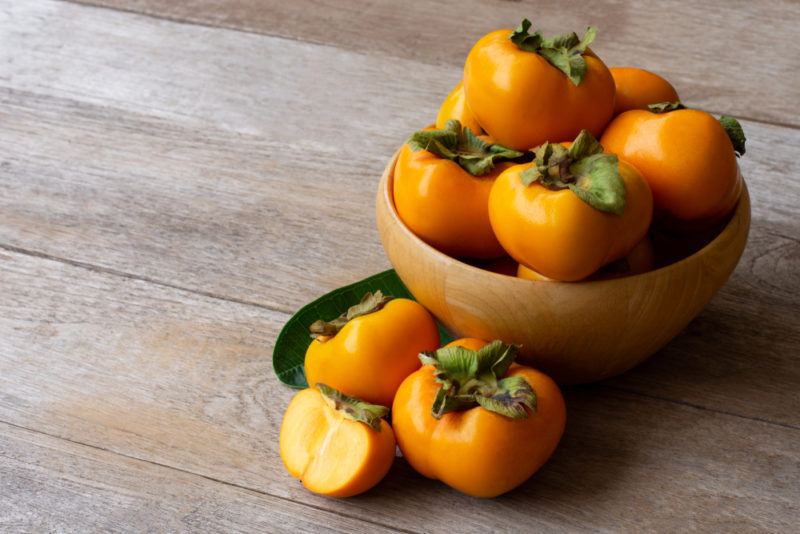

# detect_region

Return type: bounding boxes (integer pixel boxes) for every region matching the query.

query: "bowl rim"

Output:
[380,149,751,287]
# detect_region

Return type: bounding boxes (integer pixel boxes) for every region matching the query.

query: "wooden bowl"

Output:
[376,151,751,384]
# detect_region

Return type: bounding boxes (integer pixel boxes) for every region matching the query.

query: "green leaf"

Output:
[475,375,537,419]
[272,269,453,389]
[422,340,532,419]
[520,142,572,187]
[509,21,597,85]
[317,383,389,431]
[719,115,747,156]
[569,153,626,215]
[647,101,685,113]
[520,165,544,187]
[522,131,625,215]
[430,390,476,420]
[568,129,603,160]
[407,129,459,159]
[432,346,479,383]
[476,340,518,378]
[406,120,525,176]
[509,18,543,51]
[309,290,392,339]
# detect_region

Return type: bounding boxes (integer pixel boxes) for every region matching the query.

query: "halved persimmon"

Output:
[279,384,395,498]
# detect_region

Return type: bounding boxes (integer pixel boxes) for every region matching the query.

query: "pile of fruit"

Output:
[281,292,565,498]
[396,19,745,281]
[278,19,746,499]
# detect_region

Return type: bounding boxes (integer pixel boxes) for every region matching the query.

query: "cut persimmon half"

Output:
[279,384,396,497]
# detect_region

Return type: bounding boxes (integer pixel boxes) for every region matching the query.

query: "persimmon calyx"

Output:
[316,383,389,431]
[648,101,686,113]
[309,291,392,340]
[509,19,597,86]
[407,120,524,176]
[719,115,747,156]
[520,130,626,215]
[649,102,747,157]
[419,340,537,420]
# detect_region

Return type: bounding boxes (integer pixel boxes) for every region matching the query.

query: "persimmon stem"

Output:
[406,120,525,176]
[520,130,625,215]
[309,291,392,340]
[648,101,686,113]
[419,340,537,419]
[317,383,389,431]
[509,19,597,86]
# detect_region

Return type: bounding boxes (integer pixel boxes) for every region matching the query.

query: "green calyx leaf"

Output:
[419,340,536,419]
[407,120,524,176]
[316,383,389,431]
[648,101,686,113]
[520,130,626,215]
[509,19,597,85]
[309,290,392,339]
[569,153,625,215]
[719,115,747,156]
[475,376,537,419]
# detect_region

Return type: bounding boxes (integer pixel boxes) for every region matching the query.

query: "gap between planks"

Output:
[0,419,419,534]
[0,242,288,315]
[60,0,800,132]
[3,240,798,435]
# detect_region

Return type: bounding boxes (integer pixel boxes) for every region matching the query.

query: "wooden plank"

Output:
[68,0,800,127]
[0,422,401,533]
[0,86,391,316]
[1,249,799,531]
[0,0,430,161]
[0,1,799,427]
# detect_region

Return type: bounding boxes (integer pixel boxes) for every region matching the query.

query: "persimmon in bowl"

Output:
[375,151,750,384]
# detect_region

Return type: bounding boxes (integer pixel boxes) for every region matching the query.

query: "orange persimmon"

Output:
[305,291,439,407]
[601,103,745,224]
[489,130,653,281]
[517,237,654,281]
[392,339,566,498]
[610,67,679,115]
[280,384,395,498]
[463,19,615,150]
[393,120,523,258]
[436,81,482,135]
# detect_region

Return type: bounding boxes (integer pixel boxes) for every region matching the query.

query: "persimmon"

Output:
[393,120,523,258]
[601,103,745,224]
[610,67,679,115]
[463,19,615,150]
[488,130,653,281]
[436,81,482,135]
[517,237,654,281]
[305,291,439,407]
[392,339,566,498]
[279,384,395,497]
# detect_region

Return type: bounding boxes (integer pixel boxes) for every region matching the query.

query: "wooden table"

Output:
[1,1,798,531]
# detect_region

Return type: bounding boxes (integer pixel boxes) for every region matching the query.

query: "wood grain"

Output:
[0,422,400,533]
[68,0,800,127]
[1,1,799,426]
[1,1,799,530]
[1,249,798,531]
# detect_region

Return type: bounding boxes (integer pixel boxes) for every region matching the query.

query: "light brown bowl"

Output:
[376,151,750,384]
